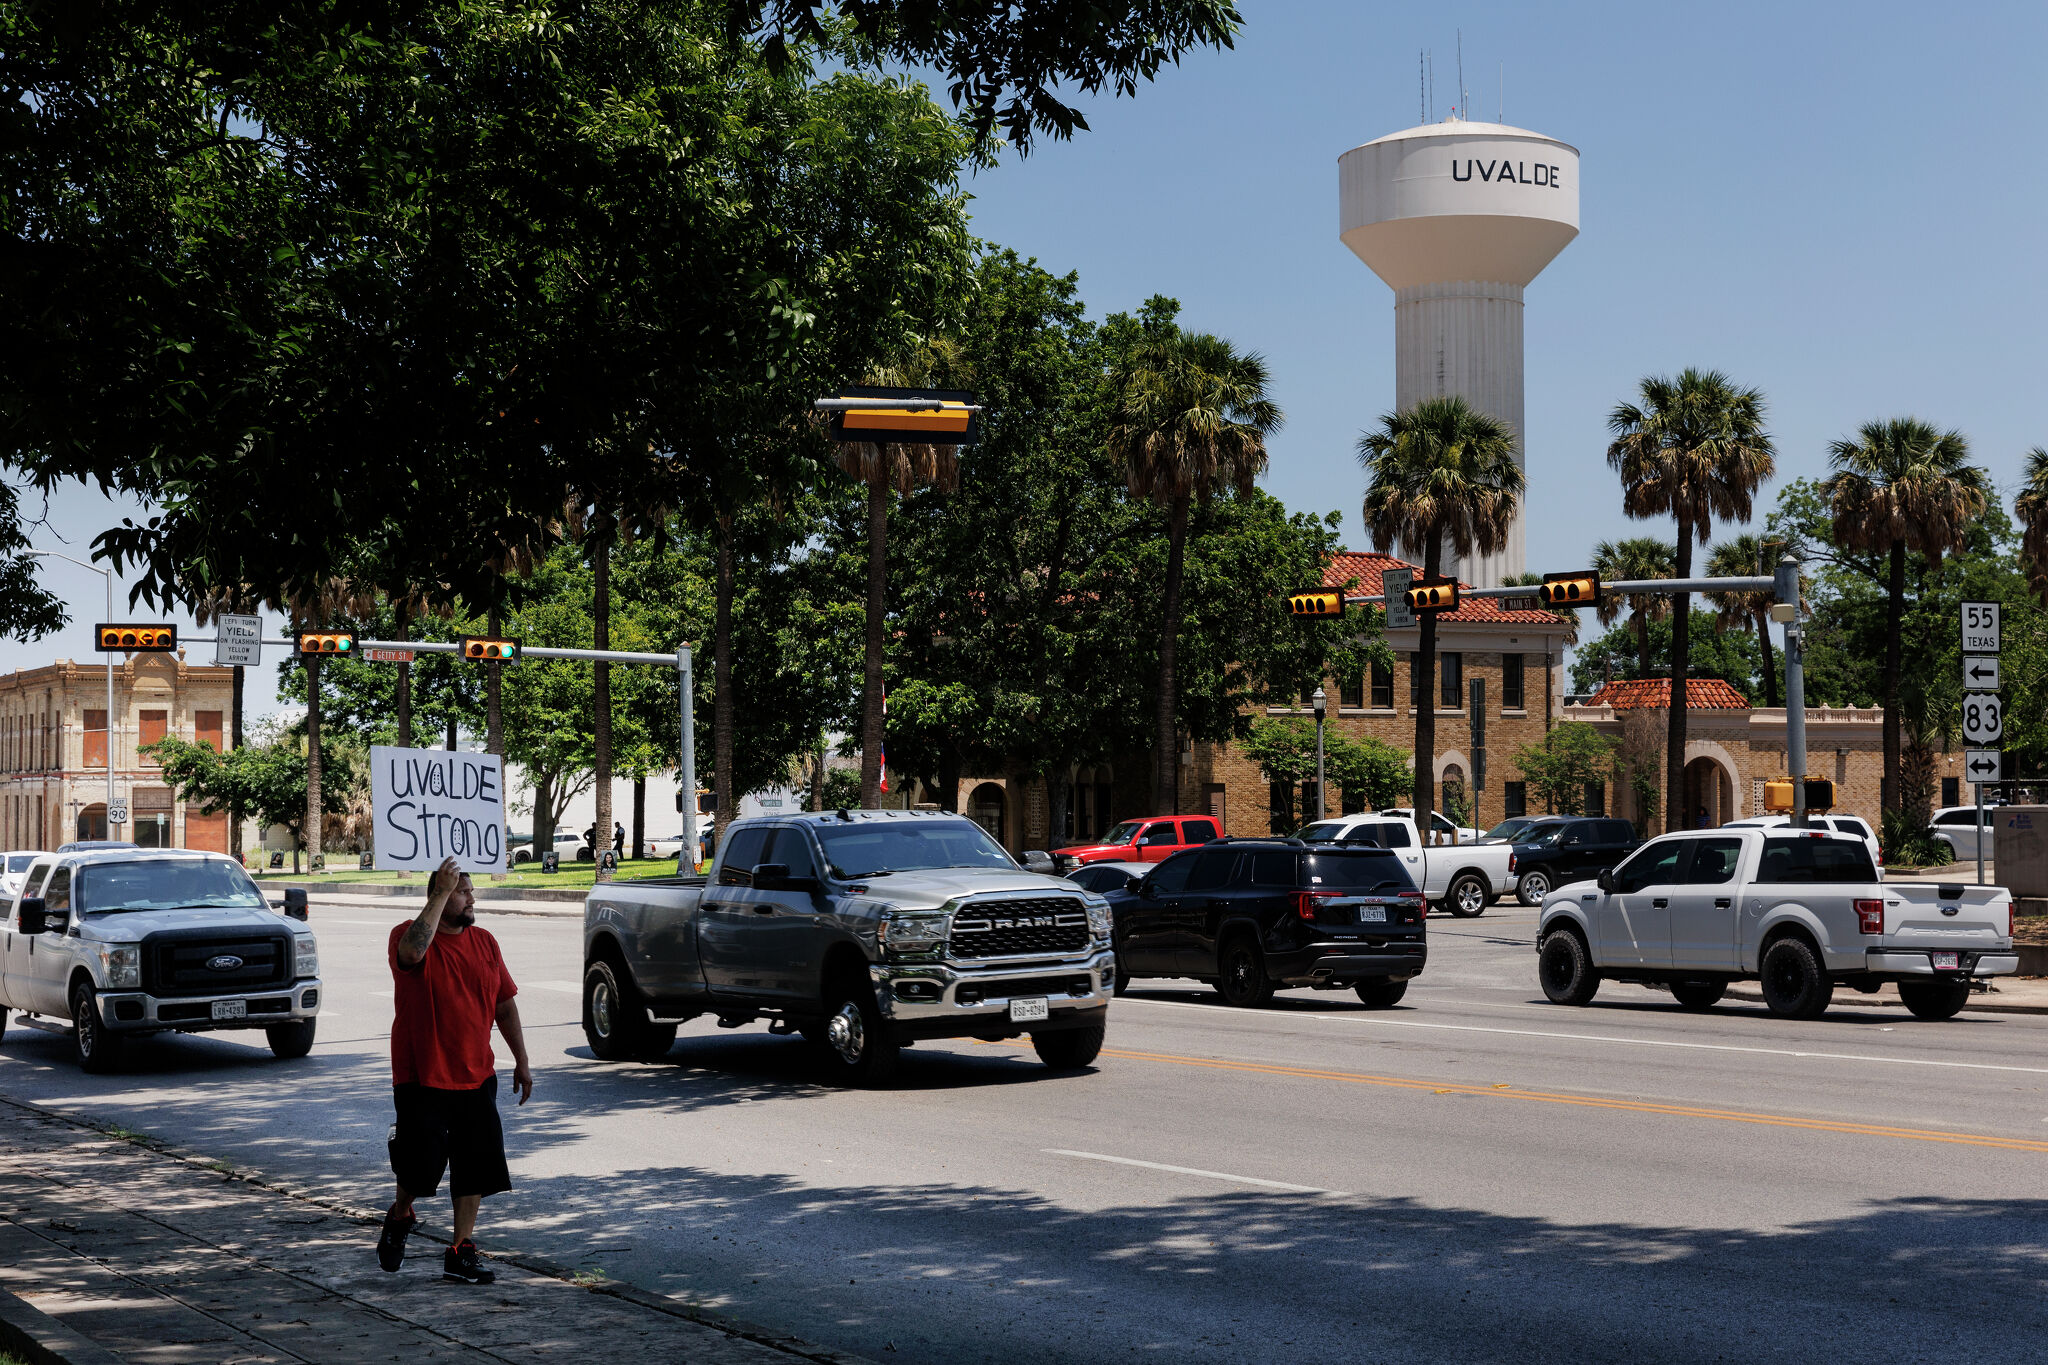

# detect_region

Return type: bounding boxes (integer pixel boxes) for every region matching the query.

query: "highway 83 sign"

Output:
[1961,695,2004,744]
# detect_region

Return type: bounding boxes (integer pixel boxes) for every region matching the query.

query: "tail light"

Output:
[1295,890,1337,921]
[1508,853,1518,872]
[2009,900,2015,940]
[1876,846,1885,866]
[1400,889,1426,923]
[1854,899,1883,935]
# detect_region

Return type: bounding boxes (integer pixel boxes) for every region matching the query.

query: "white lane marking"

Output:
[1118,996,2048,1076]
[530,981,582,993]
[1044,1149,1348,1195]
[317,918,402,926]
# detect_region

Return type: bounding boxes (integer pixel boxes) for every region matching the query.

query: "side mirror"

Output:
[1021,850,1055,874]
[1596,870,1615,894]
[1138,880,1157,900]
[282,887,309,921]
[17,898,46,935]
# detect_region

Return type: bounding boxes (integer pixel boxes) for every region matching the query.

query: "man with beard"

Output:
[376,856,533,1282]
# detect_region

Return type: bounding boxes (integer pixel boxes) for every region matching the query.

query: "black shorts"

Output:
[388,1075,510,1200]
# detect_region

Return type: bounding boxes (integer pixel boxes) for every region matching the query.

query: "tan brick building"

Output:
[0,652,236,852]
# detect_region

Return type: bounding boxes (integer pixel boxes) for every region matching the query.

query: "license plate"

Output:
[1931,952,1960,971]
[211,999,247,1021]
[1008,997,1049,1022]
[1357,905,1387,923]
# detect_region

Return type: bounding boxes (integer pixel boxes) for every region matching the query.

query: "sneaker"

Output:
[443,1240,496,1285]
[376,1208,416,1273]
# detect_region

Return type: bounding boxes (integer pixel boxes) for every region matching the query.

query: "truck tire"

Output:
[1670,980,1726,1011]
[1354,979,1408,1008]
[1759,937,1833,1020]
[1445,873,1488,918]
[584,958,671,1061]
[1033,1021,1105,1070]
[1538,930,1599,1006]
[1517,870,1552,907]
[1898,978,1970,1020]
[819,981,900,1086]
[1214,935,1274,1008]
[70,981,124,1074]
[266,1019,317,1058]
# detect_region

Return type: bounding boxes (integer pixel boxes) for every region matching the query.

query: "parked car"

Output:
[1297,813,1521,917]
[1112,838,1426,1007]
[514,831,587,864]
[1064,860,1149,894]
[1378,808,1479,844]
[1476,817,1544,845]
[1055,815,1222,870]
[1508,817,1641,906]
[2,848,322,1070]
[2,851,42,901]
[1926,805,1998,864]
[1720,814,1881,869]
[646,829,714,862]
[1536,826,2016,1019]
[581,810,1113,1084]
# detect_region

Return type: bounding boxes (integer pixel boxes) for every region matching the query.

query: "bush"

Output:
[1881,808,1951,868]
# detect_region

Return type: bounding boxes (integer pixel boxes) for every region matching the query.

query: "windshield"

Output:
[1518,825,1565,848]
[74,858,267,913]
[1297,823,1347,843]
[1481,819,1534,843]
[815,822,1018,878]
[1097,821,1143,846]
[5,854,36,873]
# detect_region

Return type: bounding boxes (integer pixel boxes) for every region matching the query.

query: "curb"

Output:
[0,1284,126,1365]
[1722,983,2048,1016]
[0,1095,876,1365]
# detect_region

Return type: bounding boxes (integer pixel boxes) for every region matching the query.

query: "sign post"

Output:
[1960,602,2004,885]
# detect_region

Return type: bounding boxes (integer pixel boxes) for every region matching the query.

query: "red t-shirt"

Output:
[388,921,517,1090]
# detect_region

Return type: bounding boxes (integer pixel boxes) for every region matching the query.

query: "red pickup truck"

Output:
[1056,815,1221,870]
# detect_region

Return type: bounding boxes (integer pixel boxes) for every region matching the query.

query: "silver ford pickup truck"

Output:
[582,810,1114,1083]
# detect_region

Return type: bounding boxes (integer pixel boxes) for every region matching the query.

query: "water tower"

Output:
[1339,117,1579,587]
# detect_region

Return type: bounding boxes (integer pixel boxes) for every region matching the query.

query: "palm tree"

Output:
[1822,418,1988,813]
[1608,369,1775,834]
[1359,396,1522,837]
[2015,447,2048,606]
[1591,537,1676,682]
[1108,330,1283,814]
[1706,534,1786,708]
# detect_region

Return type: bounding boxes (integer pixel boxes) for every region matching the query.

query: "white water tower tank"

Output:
[1340,119,1580,587]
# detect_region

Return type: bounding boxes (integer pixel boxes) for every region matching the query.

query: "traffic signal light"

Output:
[296,631,355,655]
[1403,578,1460,613]
[1762,777,1837,813]
[1287,591,1345,617]
[95,623,177,652]
[1540,571,1602,609]
[459,635,522,664]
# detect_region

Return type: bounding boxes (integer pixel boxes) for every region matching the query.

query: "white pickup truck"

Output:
[1297,813,1517,917]
[1536,826,2016,1020]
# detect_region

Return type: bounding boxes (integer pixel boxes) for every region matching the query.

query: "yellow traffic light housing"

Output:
[1403,578,1460,613]
[1287,591,1345,617]
[94,623,177,652]
[1762,776,1837,814]
[459,635,522,663]
[1540,571,1602,609]
[296,631,355,656]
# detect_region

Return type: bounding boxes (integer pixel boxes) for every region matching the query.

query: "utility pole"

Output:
[1774,553,1807,828]
[1312,687,1328,822]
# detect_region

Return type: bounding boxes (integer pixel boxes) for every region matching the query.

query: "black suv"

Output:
[1108,839,1426,1008]
[1509,817,1640,905]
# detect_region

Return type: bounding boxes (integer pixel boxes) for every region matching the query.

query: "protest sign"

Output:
[370,746,507,873]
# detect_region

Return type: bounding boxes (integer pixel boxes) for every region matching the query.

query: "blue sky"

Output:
[9,0,2047,705]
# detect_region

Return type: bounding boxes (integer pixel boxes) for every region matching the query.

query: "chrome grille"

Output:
[948,896,1091,959]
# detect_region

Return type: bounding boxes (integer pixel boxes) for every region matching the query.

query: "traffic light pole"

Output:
[1774,554,1808,830]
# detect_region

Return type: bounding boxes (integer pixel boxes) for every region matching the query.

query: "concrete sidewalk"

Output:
[0,1097,868,1365]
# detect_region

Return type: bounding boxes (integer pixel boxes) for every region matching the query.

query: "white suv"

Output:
[1928,806,1997,863]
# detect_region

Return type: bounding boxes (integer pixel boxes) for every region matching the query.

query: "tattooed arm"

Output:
[396,856,461,969]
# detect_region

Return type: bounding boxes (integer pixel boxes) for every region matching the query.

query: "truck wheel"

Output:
[584,958,650,1061]
[1670,981,1726,1011]
[1214,936,1274,1008]
[1760,937,1833,1020]
[266,1019,317,1058]
[70,981,124,1074]
[1354,979,1408,1008]
[1898,979,1970,1020]
[1538,931,1599,1007]
[1446,873,1488,918]
[1032,1021,1105,1070]
[820,983,899,1086]
[1516,870,1552,907]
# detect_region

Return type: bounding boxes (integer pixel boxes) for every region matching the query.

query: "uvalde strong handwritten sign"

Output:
[371,746,506,873]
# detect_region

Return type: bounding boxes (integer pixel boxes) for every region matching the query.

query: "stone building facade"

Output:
[0,652,237,852]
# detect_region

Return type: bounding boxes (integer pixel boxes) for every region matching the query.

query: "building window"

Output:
[1339,670,1364,709]
[1268,781,1293,834]
[1440,653,1463,708]
[1505,781,1527,818]
[138,709,168,763]
[1408,654,1422,708]
[1371,660,1394,709]
[1502,654,1525,709]
[84,709,108,769]
[1942,776,1959,808]
[1299,780,1321,823]
[1584,781,1607,817]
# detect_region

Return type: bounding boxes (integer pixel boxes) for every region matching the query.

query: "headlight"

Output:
[1057,854,1079,871]
[293,937,319,979]
[877,909,950,957]
[1082,893,1112,942]
[98,944,141,990]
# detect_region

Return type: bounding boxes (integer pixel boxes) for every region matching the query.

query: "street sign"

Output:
[1962,655,2001,692]
[1961,601,2001,653]
[1961,694,2004,744]
[1964,748,2003,783]
[366,647,416,663]
[108,797,128,826]
[214,614,261,667]
[1382,568,1415,629]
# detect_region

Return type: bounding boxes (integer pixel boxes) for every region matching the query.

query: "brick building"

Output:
[0,652,236,852]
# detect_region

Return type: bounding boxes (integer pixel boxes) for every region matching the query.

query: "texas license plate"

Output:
[211,999,247,1021]
[1008,997,1049,1022]
[1357,905,1387,923]
[1931,952,1960,971]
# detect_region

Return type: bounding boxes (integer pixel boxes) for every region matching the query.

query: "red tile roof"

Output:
[1584,677,1752,710]
[1322,550,1569,626]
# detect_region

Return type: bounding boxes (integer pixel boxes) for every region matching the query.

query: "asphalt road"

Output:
[4,898,2048,1363]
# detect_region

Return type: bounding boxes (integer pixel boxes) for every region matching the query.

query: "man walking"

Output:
[376,856,533,1283]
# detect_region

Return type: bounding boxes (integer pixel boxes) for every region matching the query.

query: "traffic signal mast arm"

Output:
[1314,574,1780,611]
[261,637,681,666]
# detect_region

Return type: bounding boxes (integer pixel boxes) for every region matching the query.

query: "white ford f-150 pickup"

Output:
[1297,813,1519,917]
[1536,826,2016,1020]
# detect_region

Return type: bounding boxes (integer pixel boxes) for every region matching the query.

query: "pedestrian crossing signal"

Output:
[1540,572,1602,608]
[1403,579,1460,613]
[1287,591,1345,617]
[95,624,177,652]
[296,631,355,655]
[459,636,522,663]
[1762,776,1837,813]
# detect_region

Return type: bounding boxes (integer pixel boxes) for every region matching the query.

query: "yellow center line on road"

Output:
[1091,1045,2048,1155]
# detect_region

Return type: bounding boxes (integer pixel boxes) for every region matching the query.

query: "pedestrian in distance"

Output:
[583,824,598,859]
[612,821,625,855]
[376,856,533,1284]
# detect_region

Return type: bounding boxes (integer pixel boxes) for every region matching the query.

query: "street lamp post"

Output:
[26,551,116,836]
[1311,686,1328,822]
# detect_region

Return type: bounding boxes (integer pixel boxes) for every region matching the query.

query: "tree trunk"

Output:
[809,745,824,812]
[304,651,323,872]
[1665,514,1693,834]
[534,769,555,849]
[394,597,412,747]
[1634,611,1652,679]
[1048,770,1071,849]
[859,480,889,807]
[485,603,504,757]
[446,714,456,749]
[713,516,737,846]
[632,776,645,860]
[592,531,613,882]
[230,664,245,861]
[1756,609,1780,709]
[1413,536,1441,839]
[1153,494,1191,815]
[937,755,963,814]
[1882,540,1905,814]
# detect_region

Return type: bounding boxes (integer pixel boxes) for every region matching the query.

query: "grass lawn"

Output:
[250,856,696,891]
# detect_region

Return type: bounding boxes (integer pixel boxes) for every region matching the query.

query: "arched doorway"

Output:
[968,783,1006,844]
[75,803,108,842]
[1682,757,1734,829]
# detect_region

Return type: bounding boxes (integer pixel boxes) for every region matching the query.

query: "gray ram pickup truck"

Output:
[582,810,1114,1083]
